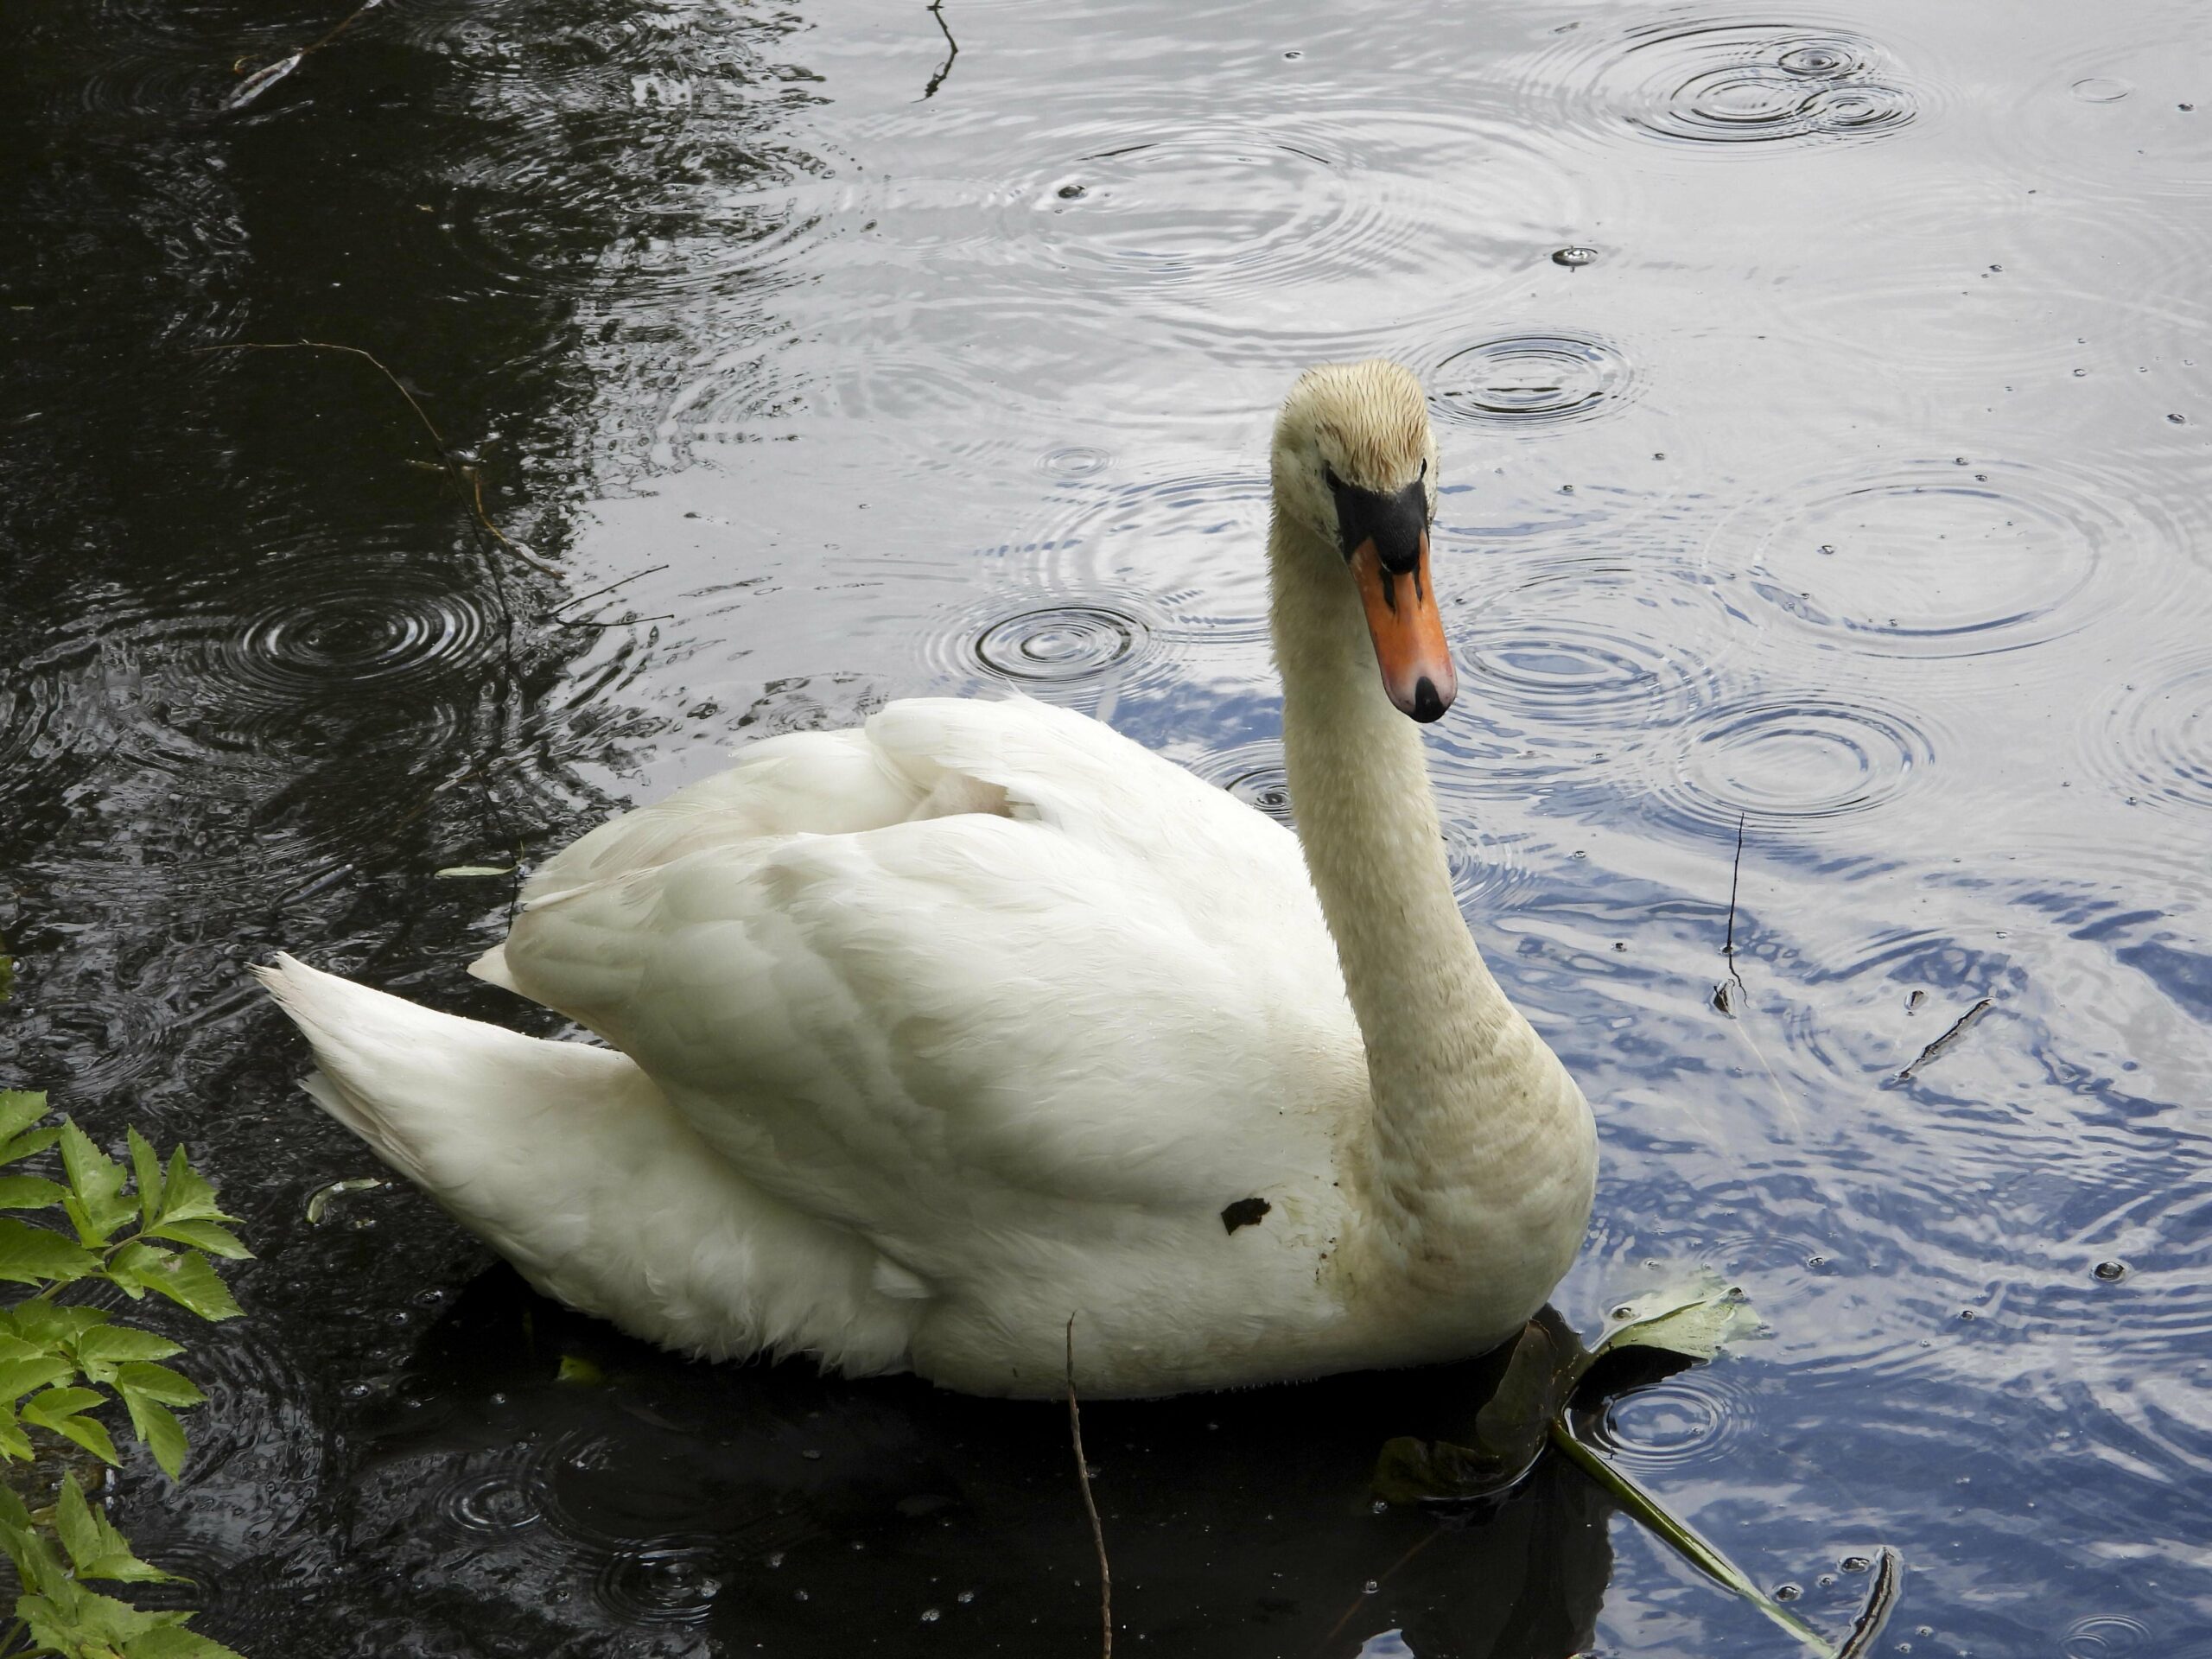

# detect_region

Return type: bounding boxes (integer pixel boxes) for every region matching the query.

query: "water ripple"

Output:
[1639,694,1936,843]
[2081,654,2212,814]
[1594,1372,1754,1469]
[1716,457,2138,662]
[1517,16,1922,156]
[594,1540,724,1624]
[1428,334,1634,429]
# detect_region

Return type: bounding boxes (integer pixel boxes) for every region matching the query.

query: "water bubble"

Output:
[1056,182,1086,200]
[1551,245,1598,267]
[1842,1555,1873,1573]
[2094,1260,2128,1281]
[1364,1580,1380,1594]
[2168,412,2188,424]
[1775,1583,1803,1601]
[920,1607,942,1624]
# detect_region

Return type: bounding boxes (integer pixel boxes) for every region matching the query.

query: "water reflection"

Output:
[4,0,2212,1651]
[345,1269,1616,1658]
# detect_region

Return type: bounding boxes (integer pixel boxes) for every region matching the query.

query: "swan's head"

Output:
[1270,360,1453,722]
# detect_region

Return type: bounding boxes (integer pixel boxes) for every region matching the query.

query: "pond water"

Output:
[3,0,2209,1651]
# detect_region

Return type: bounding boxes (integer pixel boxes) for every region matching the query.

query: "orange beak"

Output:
[1350,532,1457,721]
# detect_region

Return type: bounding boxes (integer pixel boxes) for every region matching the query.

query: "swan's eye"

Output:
[1322,462,1344,493]
[1419,459,1427,479]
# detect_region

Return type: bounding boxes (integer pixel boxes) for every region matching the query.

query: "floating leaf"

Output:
[55,1475,185,1584]
[1592,1276,1764,1369]
[221,49,302,111]
[556,1353,605,1387]
[304,1175,383,1224]
[0,1217,99,1286]
[435,864,514,878]
[23,1386,121,1465]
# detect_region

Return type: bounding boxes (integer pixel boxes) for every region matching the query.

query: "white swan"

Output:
[257,360,1597,1398]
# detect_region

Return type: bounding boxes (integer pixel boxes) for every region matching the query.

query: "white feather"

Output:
[258,362,1598,1398]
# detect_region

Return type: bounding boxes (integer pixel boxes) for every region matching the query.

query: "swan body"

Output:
[259,362,1597,1397]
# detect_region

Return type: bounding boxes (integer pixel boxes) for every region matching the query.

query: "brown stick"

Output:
[1065,1314,1111,1659]
[191,340,562,575]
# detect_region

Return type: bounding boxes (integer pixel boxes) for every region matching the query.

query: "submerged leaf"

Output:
[1371,1434,1522,1504]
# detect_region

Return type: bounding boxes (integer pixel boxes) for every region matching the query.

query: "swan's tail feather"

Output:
[254,953,919,1372]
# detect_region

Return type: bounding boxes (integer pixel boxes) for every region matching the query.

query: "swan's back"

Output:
[461,697,1376,1392]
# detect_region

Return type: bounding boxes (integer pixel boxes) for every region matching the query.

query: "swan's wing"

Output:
[491,699,1358,1237]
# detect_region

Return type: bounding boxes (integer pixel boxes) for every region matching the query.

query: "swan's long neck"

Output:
[1271,511,1573,1295]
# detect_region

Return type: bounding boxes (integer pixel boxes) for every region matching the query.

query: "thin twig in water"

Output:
[223,0,388,111]
[920,0,959,99]
[193,340,561,575]
[1713,810,1749,1015]
[540,565,671,620]
[1065,1315,1111,1659]
[1313,1529,1439,1655]
[1894,998,1993,1084]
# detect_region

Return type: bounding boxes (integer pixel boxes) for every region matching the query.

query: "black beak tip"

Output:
[1409,677,1449,723]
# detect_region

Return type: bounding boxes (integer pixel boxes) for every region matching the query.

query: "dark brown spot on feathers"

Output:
[1221,1198,1270,1234]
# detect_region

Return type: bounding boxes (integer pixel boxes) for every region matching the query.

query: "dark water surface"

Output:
[3,0,2209,1651]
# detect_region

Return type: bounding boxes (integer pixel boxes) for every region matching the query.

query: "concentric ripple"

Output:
[1428,334,1633,429]
[436,1446,550,1536]
[1521,17,1919,154]
[1448,559,1738,785]
[2064,1615,2152,1658]
[1640,694,1936,842]
[1593,1373,1753,1469]
[594,1541,724,1624]
[973,603,1150,686]
[1718,458,2132,660]
[1189,741,1296,826]
[2081,654,2212,814]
